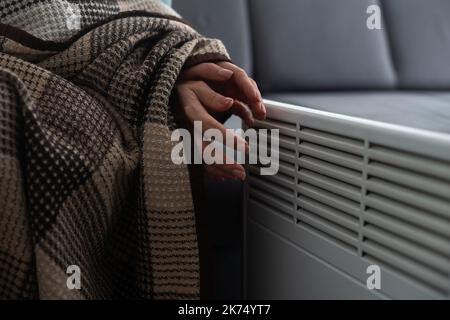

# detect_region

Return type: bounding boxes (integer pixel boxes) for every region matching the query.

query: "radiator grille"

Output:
[363,145,450,294]
[248,116,450,296]
[296,127,364,252]
[248,118,297,221]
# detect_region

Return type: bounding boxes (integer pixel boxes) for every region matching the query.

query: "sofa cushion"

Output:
[172,0,253,75]
[382,0,450,89]
[266,92,450,133]
[249,0,396,92]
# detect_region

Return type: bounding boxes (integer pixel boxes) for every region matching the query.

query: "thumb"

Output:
[179,63,234,82]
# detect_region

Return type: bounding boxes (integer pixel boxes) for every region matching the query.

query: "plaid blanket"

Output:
[0,0,229,299]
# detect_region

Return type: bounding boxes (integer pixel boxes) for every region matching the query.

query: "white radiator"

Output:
[245,100,450,300]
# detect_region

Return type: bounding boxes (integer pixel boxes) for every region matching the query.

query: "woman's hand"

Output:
[175,62,265,181]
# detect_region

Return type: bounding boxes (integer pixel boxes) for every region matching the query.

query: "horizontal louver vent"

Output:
[248,118,296,221]
[247,114,450,297]
[296,128,364,253]
[363,145,450,294]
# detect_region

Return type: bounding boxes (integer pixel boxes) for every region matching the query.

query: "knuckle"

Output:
[177,81,192,90]
[235,68,246,77]
[185,80,198,87]
[182,103,196,115]
[203,62,217,70]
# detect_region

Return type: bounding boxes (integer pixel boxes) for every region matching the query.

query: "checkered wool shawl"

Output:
[0,0,229,299]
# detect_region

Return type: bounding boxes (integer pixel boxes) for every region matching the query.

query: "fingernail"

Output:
[218,68,233,79]
[232,169,246,180]
[224,97,234,106]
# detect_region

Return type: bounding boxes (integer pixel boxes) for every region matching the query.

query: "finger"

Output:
[229,100,255,128]
[179,63,234,82]
[189,81,234,112]
[250,78,266,118]
[205,163,246,181]
[201,141,246,180]
[177,85,249,153]
[204,165,226,181]
[250,78,263,100]
[217,62,260,102]
[213,164,246,181]
[218,62,265,118]
[204,165,236,181]
[203,116,249,155]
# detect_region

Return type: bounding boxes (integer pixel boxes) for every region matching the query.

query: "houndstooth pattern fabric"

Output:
[0,0,179,41]
[0,0,230,299]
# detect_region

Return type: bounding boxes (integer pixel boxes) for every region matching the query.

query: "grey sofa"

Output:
[175,0,450,133]
[173,0,450,299]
